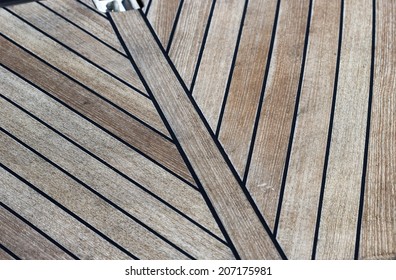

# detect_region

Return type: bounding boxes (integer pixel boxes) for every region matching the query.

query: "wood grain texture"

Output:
[0,207,73,260]
[0,65,221,239]
[7,2,146,93]
[218,0,278,177]
[360,0,396,260]
[168,0,213,87]
[147,0,180,47]
[0,168,132,260]
[0,98,231,259]
[245,0,310,229]
[110,11,284,259]
[316,0,372,259]
[0,248,15,260]
[192,0,245,130]
[0,36,194,184]
[276,0,340,259]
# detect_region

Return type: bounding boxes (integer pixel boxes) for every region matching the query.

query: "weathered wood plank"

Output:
[360,0,396,260]
[0,36,194,184]
[315,0,372,259]
[0,248,15,260]
[276,0,340,259]
[0,167,131,260]
[245,0,310,229]
[0,65,221,239]
[0,207,74,260]
[218,0,278,177]
[0,99,231,259]
[192,0,246,130]
[110,11,284,259]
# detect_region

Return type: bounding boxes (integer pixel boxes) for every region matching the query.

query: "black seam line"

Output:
[137,8,287,259]
[0,162,139,260]
[0,93,227,246]
[76,0,107,19]
[242,0,281,185]
[165,0,184,53]
[110,10,287,259]
[215,0,249,138]
[108,12,239,258]
[273,0,313,237]
[144,0,153,15]
[0,32,172,143]
[0,63,199,192]
[355,0,375,260]
[0,130,195,260]
[311,0,344,260]
[0,203,79,260]
[5,8,149,99]
[38,2,128,58]
[0,243,21,260]
[189,0,217,93]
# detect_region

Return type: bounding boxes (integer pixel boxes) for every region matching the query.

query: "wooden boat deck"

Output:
[0,0,395,259]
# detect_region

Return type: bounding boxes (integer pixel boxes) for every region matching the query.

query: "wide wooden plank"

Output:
[110,11,284,259]
[168,0,213,87]
[276,0,340,259]
[0,8,161,132]
[218,0,278,176]
[191,0,246,130]
[147,0,180,48]
[6,3,145,94]
[360,0,396,260]
[0,99,231,259]
[0,207,73,260]
[245,0,310,229]
[0,65,221,239]
[315,0,372,259]
[0,36,194,184]
[0,168,131,260]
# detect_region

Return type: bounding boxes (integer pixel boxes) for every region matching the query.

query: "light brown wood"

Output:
[0,207,73,260]
[361,0,396,260]
[316,0,372,259]
[0,65,221,238]
[245,0,310,229]
[0,36,194,184]
[147,0,180,47]
[0,248,15,260]
[276,0,340,259]
[192,0,245,130]
[218,0,278,177]
[110,10,283,259]
[168,0,213,87]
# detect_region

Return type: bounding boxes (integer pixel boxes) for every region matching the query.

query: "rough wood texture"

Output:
[360,0,396,260]
[110,11,283,259]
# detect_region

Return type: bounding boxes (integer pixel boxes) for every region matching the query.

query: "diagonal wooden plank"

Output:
[0,247,16,260]
[109,10,285,259]
[360,0,395,260]
[315,0,373,259]
[0,206,74,260]
[275,0,340,259]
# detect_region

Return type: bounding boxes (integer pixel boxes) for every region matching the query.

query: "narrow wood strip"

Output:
[0,36,194,184]
[0,207,73,260]
[218,0,278,177]
[316,0,372,259]
[0,168,131,260]
[191,0,246,130]
[110,11,284,259]
[0,247,16,260]
[168,0,213,87]
[361,0,395,260]
[147,0,181,48]
[0,99,231,259]
[275,0,340,259]
[7,3,146,94]
[0,66,220,239]
[0,9,162,135]
[245,0,310,229]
